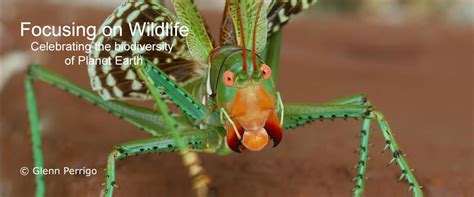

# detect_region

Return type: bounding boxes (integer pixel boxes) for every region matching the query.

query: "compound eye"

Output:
[223,71,235,86]
[260,64,272,79]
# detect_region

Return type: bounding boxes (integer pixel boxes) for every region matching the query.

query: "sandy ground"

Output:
[1,2,473,197]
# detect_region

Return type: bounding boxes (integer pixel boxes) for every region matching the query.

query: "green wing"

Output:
[88,0,211,100]
[172,0,214,63]
[221,0,267,54]
[220,0,317,48]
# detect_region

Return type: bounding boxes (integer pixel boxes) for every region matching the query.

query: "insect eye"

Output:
[260,64,272,79]
[223,71,235,86]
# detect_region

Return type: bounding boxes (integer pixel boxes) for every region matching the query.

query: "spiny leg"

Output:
[353,118,371,196]
[24,63,213,196]
[26,64,184,136]
[325,95,372,196]
[283,95,423,196]
[25,76,45,197]
[26,62,212,196]
[137,58,209,121]
[25,64,196,196]
[103,129,222,197]
[286,103,373,196]
[134,60,212,197]
[353,111,423,197]
[373,111,423,196]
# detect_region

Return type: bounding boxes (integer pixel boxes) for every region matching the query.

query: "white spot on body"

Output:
[113,86,124,97]
[172,38,177,46]
[273,25,280,33]
[87,65,97,78]
[116,3,131,18]
[278,9,289,23]
[302,0,310,9]
[92,48,100,58]
[106,74,116,86]
[95,36,104,46]
[131,80,142,90]
[134,1,144,8]
[127,10,141,22]
[91,76,102,90]
[120,62,129,70]
[125,69,136,80]
[132,33,142,43]
[290,0,297,6]
[100,89,112,100]
[139,4,149,11]
[113,19,123,28]
[102,62,112,74]
[109,50,117,58]
[100,15,115,31]
[158,34,165,41]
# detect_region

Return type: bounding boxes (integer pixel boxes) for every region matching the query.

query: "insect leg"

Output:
[103,129,221,197]
[353,117,371,197]
[138,58,209,121]
[25,64,199,196]
[284,99,423,197]
[284,104,369,128]
[134,61,213,197]
[25,64,182,136]
[372,111,423,196]
[25,76,45,197]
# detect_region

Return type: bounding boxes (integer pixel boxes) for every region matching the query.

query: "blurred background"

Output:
[1,0,473,196]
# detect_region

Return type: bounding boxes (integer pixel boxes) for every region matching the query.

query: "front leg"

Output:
[283,94,423,197]
[103,129,222,197]
[25,64,190,197]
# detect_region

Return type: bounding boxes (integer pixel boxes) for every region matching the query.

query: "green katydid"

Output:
[25,0,423,196]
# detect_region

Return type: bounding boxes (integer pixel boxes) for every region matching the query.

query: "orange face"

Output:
[223,84,282,152]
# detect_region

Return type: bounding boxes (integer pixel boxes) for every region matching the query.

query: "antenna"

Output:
[252,0,264,73]
[233,0,248,73]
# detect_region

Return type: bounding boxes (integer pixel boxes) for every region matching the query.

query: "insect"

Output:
[25,0,423,196]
